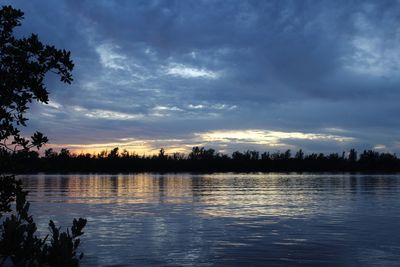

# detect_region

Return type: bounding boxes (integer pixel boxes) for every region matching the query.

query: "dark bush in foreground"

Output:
[0,175,87,267]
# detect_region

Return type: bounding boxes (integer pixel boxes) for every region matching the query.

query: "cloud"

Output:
[342,8,400,77]
[84,110,143,121]
[51,128,355,156]
[4,0,400,154]
[96,44,129,71]
[196,129,354,147]
[165,63,219,79]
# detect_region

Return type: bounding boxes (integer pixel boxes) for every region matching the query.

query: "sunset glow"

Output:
[46,129,354,155]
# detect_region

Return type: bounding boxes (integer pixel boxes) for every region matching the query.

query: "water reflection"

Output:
[18,173,400,267]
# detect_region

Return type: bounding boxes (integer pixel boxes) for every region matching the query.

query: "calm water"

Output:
[17,173,400,267]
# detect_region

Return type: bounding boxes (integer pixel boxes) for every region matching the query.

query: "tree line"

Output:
[2,147,400,173]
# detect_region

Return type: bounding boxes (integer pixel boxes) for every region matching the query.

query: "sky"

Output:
[5,0,400,155]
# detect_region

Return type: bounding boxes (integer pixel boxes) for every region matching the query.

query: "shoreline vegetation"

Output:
[2,147,400,173]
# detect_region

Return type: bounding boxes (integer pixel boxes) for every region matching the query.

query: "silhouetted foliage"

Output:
[0,6,73,153]
[295,149,304,160]
[349,148,357,163]
[0,175,87,266]
[2,146,400,173]
[0,5,86,266]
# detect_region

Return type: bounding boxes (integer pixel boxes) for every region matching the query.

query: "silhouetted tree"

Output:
[59,148,71,159]
[45,148,58,158]
[295,149,304,160]
[172,152,185,160]
[328,153,340,160]
[98,150,107,158]
[108,147,119,159]
[349,148,357,163]
[0,6,73,153]
[0,5,86,266]
[232,151,245,160]
[121,149,130,158]
[284,149,291,160]
[158,148,166,159]
[261,152,270,160]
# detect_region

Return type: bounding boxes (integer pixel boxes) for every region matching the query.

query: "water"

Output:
[17,173,400,266]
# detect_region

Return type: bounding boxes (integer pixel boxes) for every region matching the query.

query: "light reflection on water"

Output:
[18,173,400,267]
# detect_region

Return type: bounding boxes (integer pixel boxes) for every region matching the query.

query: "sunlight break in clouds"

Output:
[50,140,153,155]
[49,138,189,155]
[48,129,355,156]
[197,130,355,146]
[165,63,219,79]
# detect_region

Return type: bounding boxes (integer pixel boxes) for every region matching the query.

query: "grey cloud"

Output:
[4,0,400,153]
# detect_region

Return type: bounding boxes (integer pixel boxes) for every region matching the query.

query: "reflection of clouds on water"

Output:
[16,174,400,267]
[19,173,400,217]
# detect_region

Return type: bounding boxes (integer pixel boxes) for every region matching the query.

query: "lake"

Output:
[17,173,400,267]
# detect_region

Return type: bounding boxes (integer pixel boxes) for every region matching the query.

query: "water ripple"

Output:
[17,173,400,266]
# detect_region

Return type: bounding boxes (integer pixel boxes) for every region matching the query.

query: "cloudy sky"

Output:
[5,0,400,155]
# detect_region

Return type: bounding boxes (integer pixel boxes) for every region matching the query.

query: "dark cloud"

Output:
[4,0,400,153]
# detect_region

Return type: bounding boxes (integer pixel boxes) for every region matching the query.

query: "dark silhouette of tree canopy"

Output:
[0,5,86,266]
[0,5,73,152]
[3,146,399,173]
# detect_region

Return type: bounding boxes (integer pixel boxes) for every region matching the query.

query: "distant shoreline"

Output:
[3,147,400,174]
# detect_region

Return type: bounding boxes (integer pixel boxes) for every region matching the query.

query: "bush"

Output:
[0,175,87,267]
